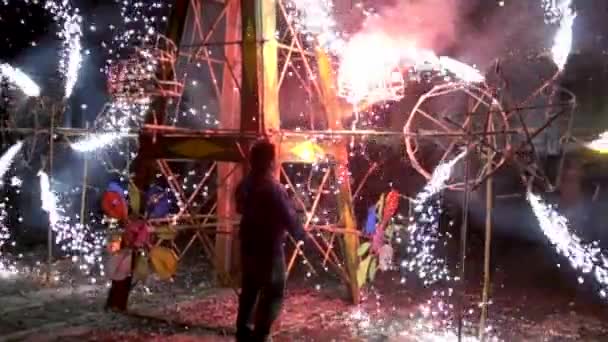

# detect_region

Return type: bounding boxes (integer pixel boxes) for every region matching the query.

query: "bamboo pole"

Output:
[46,105,55,282]
[457,153,470,342]
[457,105,472,342]
[479,74,498,342]
[80,122,89,225]
[479,162,493,341]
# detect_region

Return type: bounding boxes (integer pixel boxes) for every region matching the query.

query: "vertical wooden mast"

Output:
[215,0,280,284]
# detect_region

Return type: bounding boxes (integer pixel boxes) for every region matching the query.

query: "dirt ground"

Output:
[1,247,608,342]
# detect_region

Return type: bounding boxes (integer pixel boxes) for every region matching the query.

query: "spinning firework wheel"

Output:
[404,82,510,190]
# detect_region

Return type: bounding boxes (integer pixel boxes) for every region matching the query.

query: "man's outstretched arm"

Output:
[271,183,306,242]
[234,179,248,215]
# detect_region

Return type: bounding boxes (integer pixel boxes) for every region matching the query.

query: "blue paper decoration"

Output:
[365,205,377,235]
[107,181,126,196]
[146,185,171,219]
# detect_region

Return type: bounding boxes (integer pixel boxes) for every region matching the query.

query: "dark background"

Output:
[0,1,606,128]
[0,0,606,247]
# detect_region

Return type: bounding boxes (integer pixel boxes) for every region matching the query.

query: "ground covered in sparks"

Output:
[1,247,608,341]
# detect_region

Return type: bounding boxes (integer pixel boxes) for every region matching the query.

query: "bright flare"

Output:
[337,33,438,105]
[0,64,40,97]
[586,132,608,153]
[527,192,608,298]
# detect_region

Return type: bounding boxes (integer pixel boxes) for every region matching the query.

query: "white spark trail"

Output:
[62,14,83,98]
[39,171,61,226]
[0,142,23,277]
[415,150,467,205]
[527,191,608,298]
[403,150,467,285]
[551,3,575,70]
[543,0,576,70]
[0,142,23,180]
[39,169,104,281]
[439,57,485,84]
[70,132,127,152]
[0,64,40,97]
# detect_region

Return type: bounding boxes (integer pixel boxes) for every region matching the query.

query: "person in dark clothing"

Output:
[235,140,306,342]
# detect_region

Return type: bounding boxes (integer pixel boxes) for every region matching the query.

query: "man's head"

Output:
[249,139,276,175]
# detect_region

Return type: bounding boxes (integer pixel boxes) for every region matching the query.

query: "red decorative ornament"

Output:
[101,191,128,221]
[373,190,400,253]
[123,219,151,249]
[381,190,400,227]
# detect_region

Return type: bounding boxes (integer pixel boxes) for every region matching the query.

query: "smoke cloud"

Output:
[354,0,465,53]
[341,0,553,69]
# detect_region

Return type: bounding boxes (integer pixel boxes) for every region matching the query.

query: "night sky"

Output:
[0,0,606,129]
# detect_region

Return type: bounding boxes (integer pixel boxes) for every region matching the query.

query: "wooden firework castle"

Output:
[125,0,580,308]
[130,0,362,303]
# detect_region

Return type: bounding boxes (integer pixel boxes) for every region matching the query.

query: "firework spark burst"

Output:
[527,191,608,298]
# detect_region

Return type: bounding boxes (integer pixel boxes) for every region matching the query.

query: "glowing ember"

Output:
[527,192,608,298]
[70,132,128,152]
[0,64,40,97]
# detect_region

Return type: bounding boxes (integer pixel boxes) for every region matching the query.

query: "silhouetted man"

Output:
[235,140,306,342]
